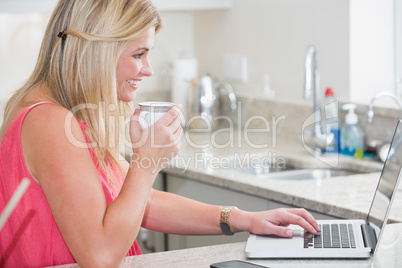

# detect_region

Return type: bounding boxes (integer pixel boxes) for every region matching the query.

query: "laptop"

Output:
[246,119,402,259]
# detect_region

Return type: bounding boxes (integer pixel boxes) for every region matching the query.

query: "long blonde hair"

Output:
[0,0,162,186]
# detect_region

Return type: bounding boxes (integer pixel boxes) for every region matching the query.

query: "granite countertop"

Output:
[50,223,402,267]
[162,130,402,222]
[122,223,402,268]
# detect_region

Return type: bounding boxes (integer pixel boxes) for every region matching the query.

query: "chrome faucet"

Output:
[303,45,334,153]
[367,91,402,123]
[216,82,237,110]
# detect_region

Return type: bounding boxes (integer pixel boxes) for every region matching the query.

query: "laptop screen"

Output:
[366,119,402,253]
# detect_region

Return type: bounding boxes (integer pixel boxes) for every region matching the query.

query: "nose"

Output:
[140,62,153,77]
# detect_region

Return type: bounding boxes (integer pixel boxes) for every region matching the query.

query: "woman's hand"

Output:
[231,208,320,237]
[129,105,183,174]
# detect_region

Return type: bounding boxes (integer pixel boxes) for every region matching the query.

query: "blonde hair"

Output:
[0,0,162,186]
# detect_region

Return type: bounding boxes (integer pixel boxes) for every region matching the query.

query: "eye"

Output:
[133,52,145,60]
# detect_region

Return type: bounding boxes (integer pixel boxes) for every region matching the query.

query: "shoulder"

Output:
[21,103,91,168]
[25,103,77,125]
[21,103,98,183]
[23,103,85,143]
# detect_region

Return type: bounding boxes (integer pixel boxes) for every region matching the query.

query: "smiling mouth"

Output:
[127,79,138,88]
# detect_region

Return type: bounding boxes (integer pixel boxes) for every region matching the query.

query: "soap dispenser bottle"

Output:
[322,87,339,153]
[340,104,365,159]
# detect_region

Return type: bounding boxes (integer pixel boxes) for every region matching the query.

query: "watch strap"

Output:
[220,206,238,236]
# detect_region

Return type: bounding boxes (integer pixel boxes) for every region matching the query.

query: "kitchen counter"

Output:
[49,129,402,268]
[50,223,402,267]
[160,130,402,222]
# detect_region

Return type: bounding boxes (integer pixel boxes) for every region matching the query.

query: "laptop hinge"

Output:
[361,223,377,252]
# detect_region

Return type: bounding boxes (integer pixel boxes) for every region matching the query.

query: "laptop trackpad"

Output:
[256,228,304,249]
[247,225,305,254]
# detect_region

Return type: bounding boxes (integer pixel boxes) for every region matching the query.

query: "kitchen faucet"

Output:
[367,91,402,123]
[216,82,237,110]
[303,45,334,153]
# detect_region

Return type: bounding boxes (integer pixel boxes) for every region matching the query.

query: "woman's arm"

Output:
[142,189,223,235]
[22,105,181,268]
[141,189,320,237]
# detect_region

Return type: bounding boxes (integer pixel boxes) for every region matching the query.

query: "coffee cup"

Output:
[138,102,175,128]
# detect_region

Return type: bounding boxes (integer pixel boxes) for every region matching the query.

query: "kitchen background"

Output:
[0,0,402,142]
[2,0,402,254]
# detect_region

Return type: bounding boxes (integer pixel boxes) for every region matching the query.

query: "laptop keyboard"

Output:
[304,223,356,249]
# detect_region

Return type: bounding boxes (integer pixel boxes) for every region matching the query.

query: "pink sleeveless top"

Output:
[0,103,141,267]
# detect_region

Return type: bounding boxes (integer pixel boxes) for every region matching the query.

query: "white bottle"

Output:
[321,88,339,153]
[340,104,365,159]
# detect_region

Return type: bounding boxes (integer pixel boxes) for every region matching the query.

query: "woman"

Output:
[0,0,319,267]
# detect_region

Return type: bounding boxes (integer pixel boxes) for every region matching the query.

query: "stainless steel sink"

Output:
[231,164,292,176]
[231,165,360,180]
[261,168,360,180]
[228,155,365,180]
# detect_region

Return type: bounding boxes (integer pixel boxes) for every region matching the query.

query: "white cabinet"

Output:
[138,172,338,253]
[153,0,233,11]
[0,0,233,13]
[166,174,270,250]
[136,173,166,254]
[0,0,57,13]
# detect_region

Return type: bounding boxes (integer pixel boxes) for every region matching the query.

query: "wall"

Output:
[0,13,49,103]
[350,0,395,104]
[396,0,402,97]
[193,0,350,102]
[0,1,398,110]
[0,11,195,114]
[133,12,196,104]
[192,0,397,106]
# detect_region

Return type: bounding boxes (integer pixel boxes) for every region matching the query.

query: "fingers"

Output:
[287,208,320,233]
[267,224,295,238]
[151,105,183,146]
[169,105,184,139]
[134,104,182,140]
[129,109,146,145]
[130,104,182,172]
[130,108,141,125]
[249,208,320,238]
[171,116,183,137]
[277,208,319,237]
[158,104,183,127]
[284,209,319,234]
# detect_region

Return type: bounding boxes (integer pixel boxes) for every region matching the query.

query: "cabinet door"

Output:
[137,174,166,254]
[140,173,339,252]
[152,0,233,11]
[165,174,339,250]
[0,0,233,13]
[166,174,271,250]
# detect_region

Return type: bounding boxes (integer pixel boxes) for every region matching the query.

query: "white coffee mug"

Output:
[138,102,175,128]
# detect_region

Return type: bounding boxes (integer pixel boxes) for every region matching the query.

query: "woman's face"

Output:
[116,27,155,102]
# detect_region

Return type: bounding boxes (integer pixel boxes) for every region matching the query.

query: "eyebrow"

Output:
[136,47,150,52]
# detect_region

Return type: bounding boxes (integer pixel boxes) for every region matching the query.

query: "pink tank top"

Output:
[0,103,141,267]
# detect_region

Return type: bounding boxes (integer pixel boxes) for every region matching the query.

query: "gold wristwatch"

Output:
[220,206,238,236]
